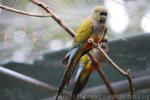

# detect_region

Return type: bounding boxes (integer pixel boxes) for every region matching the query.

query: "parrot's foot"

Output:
[88,38,94,43]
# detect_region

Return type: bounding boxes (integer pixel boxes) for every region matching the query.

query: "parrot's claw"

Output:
[88,38,94,43]
[88,38,99,48]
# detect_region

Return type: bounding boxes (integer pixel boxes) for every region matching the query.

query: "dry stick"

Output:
[88,53,119,100]
[30,0,75,37]
[0,4,50,17]
[29,0,128,99]
[88,39,134,100]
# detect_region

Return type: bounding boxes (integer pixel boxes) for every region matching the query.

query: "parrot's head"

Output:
[91,6,108,24]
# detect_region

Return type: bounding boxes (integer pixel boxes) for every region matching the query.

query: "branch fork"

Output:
[88,39,134,100]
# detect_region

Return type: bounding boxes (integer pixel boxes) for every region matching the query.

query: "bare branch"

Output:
[0,4,50,17]
[88,39,134,100]
[30,0,75,37]
[88,53,119,100]
[0,66,70,97]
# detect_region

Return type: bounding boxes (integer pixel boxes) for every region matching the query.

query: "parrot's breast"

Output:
[92,19,106,35]
[93,23,106,35]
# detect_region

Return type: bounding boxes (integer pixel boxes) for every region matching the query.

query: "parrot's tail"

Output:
[55,74,70,100]
[55,94,59,100]
[71,95,77,100]
[61,51,70,65]
[56,61,77,100]
[56,49,85,100]
[72,70,90,99]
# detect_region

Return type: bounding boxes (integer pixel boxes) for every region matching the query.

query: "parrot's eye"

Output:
[95,10,99,13]
[100,12,107,16]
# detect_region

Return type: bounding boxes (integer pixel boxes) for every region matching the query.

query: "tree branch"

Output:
[30,0,75,37]
[88,53,119,100]
[88,39,134,100]
[0,4,50,17]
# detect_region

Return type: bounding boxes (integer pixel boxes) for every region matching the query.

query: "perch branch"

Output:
[88,53,119,100]
[88,39,134,100]
[0,4,50,17]
[0,66,70,97]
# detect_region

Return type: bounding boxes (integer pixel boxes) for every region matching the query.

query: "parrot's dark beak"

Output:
[99,12,107,23]
[100,16,106,23]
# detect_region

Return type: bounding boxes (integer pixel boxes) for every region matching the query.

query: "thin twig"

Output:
[30,0,75,37]
[0,4,50,17]
[88,39,134,100]
[88,53,119,100]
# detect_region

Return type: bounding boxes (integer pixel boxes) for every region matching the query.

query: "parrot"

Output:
[71,40,109,100]
[56,6,108,100]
